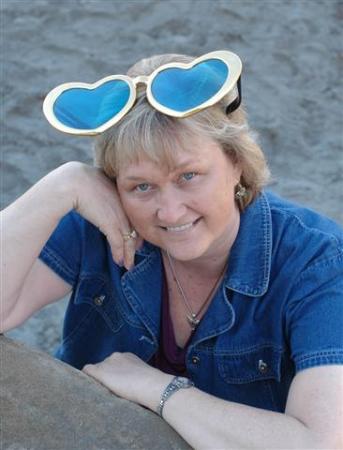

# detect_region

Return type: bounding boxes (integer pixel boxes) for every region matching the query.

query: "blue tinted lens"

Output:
[151,59,228,112]
[53,80,131,129]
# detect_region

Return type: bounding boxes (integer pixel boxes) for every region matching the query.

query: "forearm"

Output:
[81,354,340,449]
[1,164,73,317]
[143,382,325,450]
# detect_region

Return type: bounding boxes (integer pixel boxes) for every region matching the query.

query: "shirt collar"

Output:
[224,191,272,297]
[136,191,272,298]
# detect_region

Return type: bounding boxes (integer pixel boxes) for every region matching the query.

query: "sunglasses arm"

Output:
[225,76,242,115]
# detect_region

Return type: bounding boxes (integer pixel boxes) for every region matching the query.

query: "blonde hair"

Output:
[94,53,270,210]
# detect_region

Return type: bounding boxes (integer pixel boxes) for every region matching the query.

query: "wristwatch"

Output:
[157,376,194,417]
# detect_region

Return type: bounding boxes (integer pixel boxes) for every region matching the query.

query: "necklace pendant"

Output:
[187,314,200,330]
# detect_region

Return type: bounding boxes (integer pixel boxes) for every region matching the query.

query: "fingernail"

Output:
[117,258,124,267]
[126,262,135,271]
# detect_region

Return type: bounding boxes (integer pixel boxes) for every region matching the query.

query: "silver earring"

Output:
[235,183,247,200]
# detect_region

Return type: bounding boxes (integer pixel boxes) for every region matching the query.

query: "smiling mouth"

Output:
[161,218,201,232]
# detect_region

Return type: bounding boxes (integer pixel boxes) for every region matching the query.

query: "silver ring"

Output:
[122,229,137,241]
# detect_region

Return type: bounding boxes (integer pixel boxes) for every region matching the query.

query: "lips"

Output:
[161,217,202,232]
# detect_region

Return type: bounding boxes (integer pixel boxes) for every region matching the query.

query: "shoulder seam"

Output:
[292,247,343,287]
[270,207,342,244]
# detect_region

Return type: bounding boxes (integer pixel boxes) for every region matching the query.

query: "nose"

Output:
[156,187,188,225]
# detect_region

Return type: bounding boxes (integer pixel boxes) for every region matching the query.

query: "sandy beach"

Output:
[2,0,342,352]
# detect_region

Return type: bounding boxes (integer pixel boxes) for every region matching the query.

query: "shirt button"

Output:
[93,295,105,306]
[258,359,268,373]
[191,356,200,365]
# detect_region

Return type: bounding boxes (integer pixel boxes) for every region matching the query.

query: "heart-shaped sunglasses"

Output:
[43,50,242,136]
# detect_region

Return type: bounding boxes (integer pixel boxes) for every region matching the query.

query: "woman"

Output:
[2,50,342,449]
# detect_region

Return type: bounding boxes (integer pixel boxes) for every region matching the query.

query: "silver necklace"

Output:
[166,251,227,331]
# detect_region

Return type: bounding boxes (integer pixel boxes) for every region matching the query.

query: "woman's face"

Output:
[116,133,242,263]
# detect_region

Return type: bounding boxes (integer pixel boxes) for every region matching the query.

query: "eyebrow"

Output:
[124,176,149,182]
[123,159,201,181]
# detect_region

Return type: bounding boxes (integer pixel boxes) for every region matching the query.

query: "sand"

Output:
[2,0,342,352]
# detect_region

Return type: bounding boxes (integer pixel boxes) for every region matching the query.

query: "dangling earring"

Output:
[235,182,247,200]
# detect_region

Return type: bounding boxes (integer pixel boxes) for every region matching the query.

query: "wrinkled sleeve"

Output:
[38,211,83,287]
[285,249,343,373]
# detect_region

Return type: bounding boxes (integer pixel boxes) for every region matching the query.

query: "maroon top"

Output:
[148,271,194,376]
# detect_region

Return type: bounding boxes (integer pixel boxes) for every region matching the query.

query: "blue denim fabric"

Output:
[39,191,343,412]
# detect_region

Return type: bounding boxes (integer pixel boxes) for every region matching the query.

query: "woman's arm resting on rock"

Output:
[157,365,343,450]
[83,354,342,450]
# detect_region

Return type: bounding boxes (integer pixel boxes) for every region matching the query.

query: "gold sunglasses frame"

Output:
[43,50,242,136]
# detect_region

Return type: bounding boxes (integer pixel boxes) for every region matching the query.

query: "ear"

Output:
[227,155,243,186]
[221,145,242,184]
[232,161,243,185]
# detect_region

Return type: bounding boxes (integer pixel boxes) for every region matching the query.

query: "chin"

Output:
[163,243,209,262]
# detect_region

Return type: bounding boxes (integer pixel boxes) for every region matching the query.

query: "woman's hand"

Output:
[59,161,143,270]
[82,352,173,411]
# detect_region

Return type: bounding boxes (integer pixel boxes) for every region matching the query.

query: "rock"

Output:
[1,336,190,450]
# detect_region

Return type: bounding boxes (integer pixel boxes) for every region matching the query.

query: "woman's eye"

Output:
[181,172,197,181]
[135,183,151,192]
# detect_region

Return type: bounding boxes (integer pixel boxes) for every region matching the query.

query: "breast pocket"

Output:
[216,344,284,411]
[72,275,124,334]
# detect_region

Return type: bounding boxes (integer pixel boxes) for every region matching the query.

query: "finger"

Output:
[82,364,97,375]
[100,206,133,266]
[82,365,106,387]
[104,233,124,266]
[123,233,137,270]
[135,235,144,252]
[104,219,133,267]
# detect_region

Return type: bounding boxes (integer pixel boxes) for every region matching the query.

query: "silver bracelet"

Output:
[157,376,194,418]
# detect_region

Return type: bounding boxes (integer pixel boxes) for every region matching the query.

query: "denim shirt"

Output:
[39,191,343,412]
